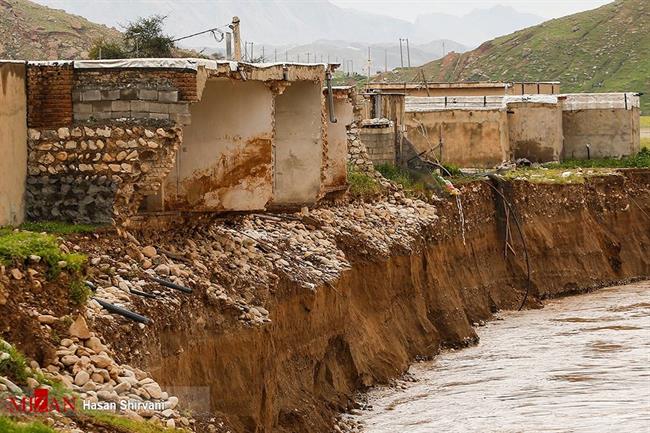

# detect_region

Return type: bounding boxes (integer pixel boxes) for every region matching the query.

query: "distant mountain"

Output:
[375,0,650,113]
[413,5,544,46]
[0,0,119,60]
[32,0,543,49]
[263,39,468,74]
[32,0,411,47]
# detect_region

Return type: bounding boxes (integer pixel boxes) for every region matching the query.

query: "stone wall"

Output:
[26,125,181,223]
[347,93,376,174]
[24,64,194,223]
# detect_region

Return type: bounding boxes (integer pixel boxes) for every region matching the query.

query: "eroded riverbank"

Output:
[351,281,650,433]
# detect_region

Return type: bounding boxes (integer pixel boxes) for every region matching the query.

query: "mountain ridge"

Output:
[0,0,119,60]
[374,0,649,112]
[31,0,544,47]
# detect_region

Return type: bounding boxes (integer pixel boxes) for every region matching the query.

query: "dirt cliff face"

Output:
[127,170,649,433]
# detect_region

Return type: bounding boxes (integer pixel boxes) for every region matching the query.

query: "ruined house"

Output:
[0,59,358,225]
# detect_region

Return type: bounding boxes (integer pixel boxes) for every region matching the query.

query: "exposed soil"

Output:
[1,169,648,433]
[112,170,650,432]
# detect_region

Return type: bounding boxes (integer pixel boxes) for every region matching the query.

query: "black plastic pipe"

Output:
[92,297,151,324]
[149,276,193,294]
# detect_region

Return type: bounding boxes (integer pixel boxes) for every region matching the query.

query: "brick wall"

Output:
[27,64,74,128]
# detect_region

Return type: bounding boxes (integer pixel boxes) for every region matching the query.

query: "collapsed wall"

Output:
[0,61,27,226]
[25,60,195,223]
[561,93,641,159]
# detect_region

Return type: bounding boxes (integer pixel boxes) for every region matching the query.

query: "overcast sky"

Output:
[330,0,612,20]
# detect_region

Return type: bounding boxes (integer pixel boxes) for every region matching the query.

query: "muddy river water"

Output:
[353,281,650,433]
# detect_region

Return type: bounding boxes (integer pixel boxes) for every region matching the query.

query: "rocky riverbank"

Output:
[0,169,648,433]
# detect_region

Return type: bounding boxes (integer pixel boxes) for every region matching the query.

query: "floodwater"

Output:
[354,281,650,433]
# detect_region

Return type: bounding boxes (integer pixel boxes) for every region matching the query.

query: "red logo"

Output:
[3,389,76,414]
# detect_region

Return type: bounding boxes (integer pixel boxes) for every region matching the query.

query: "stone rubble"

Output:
[83,192,438,329]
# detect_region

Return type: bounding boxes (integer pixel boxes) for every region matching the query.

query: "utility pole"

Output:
[230,16,241,61]
[367,46,371,83]
[250,42,254,61]
[274,48,277,62]
[385,48,388,72]
[307,52,311,63]
[261,45,265,62]
[406,38,411,67]
[399,38,404,68]
[442,41,446,57]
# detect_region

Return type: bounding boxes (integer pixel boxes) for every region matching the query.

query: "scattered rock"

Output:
[10,269,24,280]
[69,316,91,340]
[142,246,157,258]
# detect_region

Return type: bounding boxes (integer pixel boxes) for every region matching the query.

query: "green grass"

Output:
[0,417,56,433]
[642,137,650,150]
[501,168,589,184]
[86,411,183,433]
[348,165,383,197]
[69,279,91,306]
[0,340,29,385]
[0,229,87,274]
[376,163,444,195]
[641,116,650,128]
[19,221,100,235]
[546,148,650,169]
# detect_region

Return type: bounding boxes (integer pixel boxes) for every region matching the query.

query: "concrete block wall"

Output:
[360,122,396,166]
[72,69,195,124]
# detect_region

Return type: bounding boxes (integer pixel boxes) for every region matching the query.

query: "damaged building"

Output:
[2,59,359,225]
[364,91,641,168]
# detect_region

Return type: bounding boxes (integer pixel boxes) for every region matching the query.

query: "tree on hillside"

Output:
[123,15,175,58]
[89,15,175,59]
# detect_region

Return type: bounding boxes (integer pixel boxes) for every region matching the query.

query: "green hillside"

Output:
[0,0,120,60]
[375,0,650,113]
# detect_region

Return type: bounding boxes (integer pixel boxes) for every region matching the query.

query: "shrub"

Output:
[348,165,382,198]
[0,340,29,385]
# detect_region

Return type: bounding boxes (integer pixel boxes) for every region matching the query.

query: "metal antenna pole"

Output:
[399,38,404,68]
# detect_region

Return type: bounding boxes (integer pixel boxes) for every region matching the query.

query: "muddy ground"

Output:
[1,169,648,433]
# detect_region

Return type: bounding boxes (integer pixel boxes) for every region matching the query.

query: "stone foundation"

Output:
[26,125,181,223]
